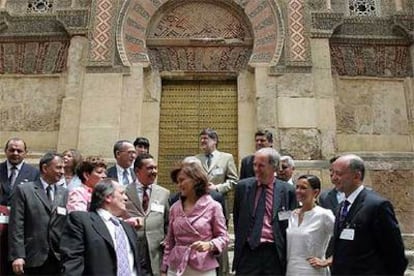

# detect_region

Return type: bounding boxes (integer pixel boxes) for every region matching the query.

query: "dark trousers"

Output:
[25,252,60,276]
[236,242,282,276]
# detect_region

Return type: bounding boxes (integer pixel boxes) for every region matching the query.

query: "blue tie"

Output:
[110,217,132,276]
[122,169,129,185]
[339,200,350,229]
[248,186,267,249]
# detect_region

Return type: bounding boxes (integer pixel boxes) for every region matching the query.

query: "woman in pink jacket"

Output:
[161,159,229,276]
[66,156,107,212]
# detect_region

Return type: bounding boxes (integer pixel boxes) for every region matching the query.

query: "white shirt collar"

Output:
[7,160,24,171]
[40,177,55,195]
[346,184,364,205]
[97,208,113,222]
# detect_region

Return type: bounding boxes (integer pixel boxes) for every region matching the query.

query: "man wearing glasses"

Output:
[107,140,137,185]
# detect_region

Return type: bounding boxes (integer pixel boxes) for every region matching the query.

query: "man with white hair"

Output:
[277,155,295,185]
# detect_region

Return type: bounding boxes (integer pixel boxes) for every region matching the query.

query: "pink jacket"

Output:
[161,194,229,275]
[66,185,92,212]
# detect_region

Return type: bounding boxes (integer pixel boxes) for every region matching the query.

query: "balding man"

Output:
[331,154,407,275]
[233,148,297,275]
[107,140,137,185]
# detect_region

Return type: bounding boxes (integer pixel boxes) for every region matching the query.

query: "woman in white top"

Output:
[286,174,335,276]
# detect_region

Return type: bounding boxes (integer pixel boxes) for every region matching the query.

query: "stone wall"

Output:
[0,75,64,150]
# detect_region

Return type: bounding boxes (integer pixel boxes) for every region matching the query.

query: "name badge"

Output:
[150,203,164,213]
[340,228,355,240]
[278,210,291,221]
[0,215,9,224]
[211,168,223,176]
[57,207,67,215]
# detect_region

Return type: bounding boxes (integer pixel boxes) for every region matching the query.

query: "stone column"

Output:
[254,65,279,148]
[311,38,336,158]
[238,70,256,159]
[255,65,275,128]
[0,0,6,9]
[120,64,146,141]
[57,36,88,152]
[395,0,403,11]
[141,68,162,158]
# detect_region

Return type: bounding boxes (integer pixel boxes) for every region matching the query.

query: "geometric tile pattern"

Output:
[348,0,377,16]
[89,0,114,62]
[0,40,69,74]
[288,0,306,62]
[117,0,283,66]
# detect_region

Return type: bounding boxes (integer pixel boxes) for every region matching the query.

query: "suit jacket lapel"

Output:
[248,181,257,218]
[91,212,115,248]
[273,179,285,218]
[209,152,218,173]
[52,186,67,210]
[346,188,366,223]
[33,180,52,211]
[126,183,144,213]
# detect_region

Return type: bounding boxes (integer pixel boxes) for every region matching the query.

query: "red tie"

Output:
[142,186,149,212]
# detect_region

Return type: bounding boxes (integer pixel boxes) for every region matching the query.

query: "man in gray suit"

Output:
[195,128,238,276]
[233,148,297,275]
[0,137,39,206]
[125,153,170,276]
[8,152,68,275]
[107,140,137,185]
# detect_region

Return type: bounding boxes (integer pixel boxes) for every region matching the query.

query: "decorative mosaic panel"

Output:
[89,0,116,64]
[330,42,412,77]
[288,0,307,62]
[0,40,69,74]
[117,0,283,67]
[348,0,378,16]
[27,0,54,13]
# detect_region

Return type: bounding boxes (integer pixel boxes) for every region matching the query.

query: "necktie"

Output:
[9,166,18,187]
[142,186,149,212]
[206,154,212,168]
[339,200,350,229]
[46,185,53,203]
[248,186,267,249]
[110,217,132,276]
[122,169,129,185]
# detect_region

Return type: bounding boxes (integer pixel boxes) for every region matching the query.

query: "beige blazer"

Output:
[195,150,239,194]
[125,182,170,276]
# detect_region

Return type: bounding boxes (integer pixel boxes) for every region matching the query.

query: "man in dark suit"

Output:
[233,148,297,275]
[107,140,137,185]
[8,152,68,275]
[0,137,39,205]
[331,154,407,275]
[239,129,273,180]
[60,179,147,276]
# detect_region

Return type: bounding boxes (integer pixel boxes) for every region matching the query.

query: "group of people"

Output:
[0,128,409,276]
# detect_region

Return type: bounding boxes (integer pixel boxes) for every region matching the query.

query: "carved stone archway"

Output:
[145,1,253,73]
[116,0,285,68]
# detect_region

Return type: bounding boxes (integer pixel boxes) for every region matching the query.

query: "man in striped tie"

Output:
[60,179,148,275]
